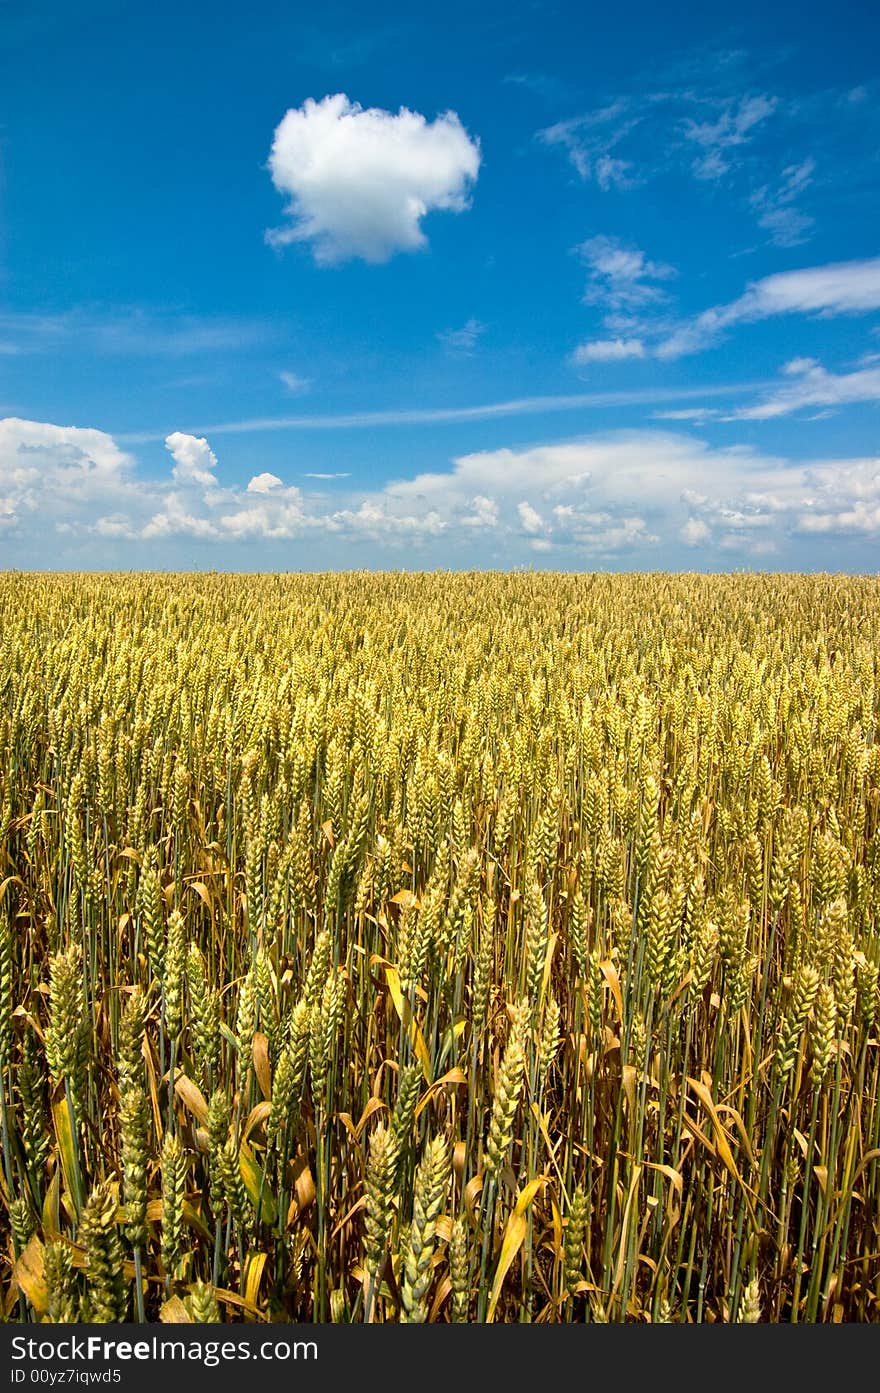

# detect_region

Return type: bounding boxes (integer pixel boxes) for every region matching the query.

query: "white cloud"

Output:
[728,358,880,419]
[379,431,880,552]
[165,432,218,488]
[121,381,770,446]
[536,80,869,257]
[0,308,269,358]
[537,100,640,183]
[754,206,814,248]
[749,158,815,247]
[579,235,676,310]
[683,93,778,179]
[142,500,219,540]
[266,93,480,264]
[572,337,645,363]
[218,499,307,539]
[0,418,136,532]
[656,256,880,359]
[462,495,499,527]
[738,258,880,315]
[595,155,636,191]
[279,371,311,394]
[783,357,820,375]
[517,501,545,533]
[247,472,284,493]
[680,516,712,545]
[6,417,880,560]
[797,501,880,535]
[653,407,719,422]
[690,149,729,182]
[325,500,446,540]
[437,318,486,354]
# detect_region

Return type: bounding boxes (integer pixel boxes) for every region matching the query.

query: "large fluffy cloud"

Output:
[0,418,136,533]
[266,93,481,264]
[2,418,880,561]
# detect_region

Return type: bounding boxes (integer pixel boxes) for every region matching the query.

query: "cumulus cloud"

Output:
[266,93,480,264]
[363,430,880,553]
[0,418,136,533]
[517,501,545,534]
[680,517,712,545]
[165,432,219,489]
[324,500,446,540]
[247,472,284,493]
[142,502,219,540]
[462,495,499,528]
[4,417,880,561]
[217,498,308,539]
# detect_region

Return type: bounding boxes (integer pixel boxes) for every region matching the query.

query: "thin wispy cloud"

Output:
[728,357,880,419]
[538,100,640,184]
[118,379,773,443]
[653,407,719,422]
[655,255,880,359]
[750,158,816,247]
[683,92,778,179]
[539,87,780,191]
[534,68,870,248]
[578,235,676,310]
[0,308,271,357]
[437,317,486,355]
[582,255,880,364]
[279,371,312,394]
[571,338,646,364]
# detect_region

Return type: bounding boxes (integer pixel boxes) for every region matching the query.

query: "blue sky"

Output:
[1,0,879,569]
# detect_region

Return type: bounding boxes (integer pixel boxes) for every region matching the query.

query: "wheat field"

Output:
[1,570,879,1323]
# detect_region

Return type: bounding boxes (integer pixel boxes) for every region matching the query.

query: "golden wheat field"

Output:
[1,570,879,1324]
